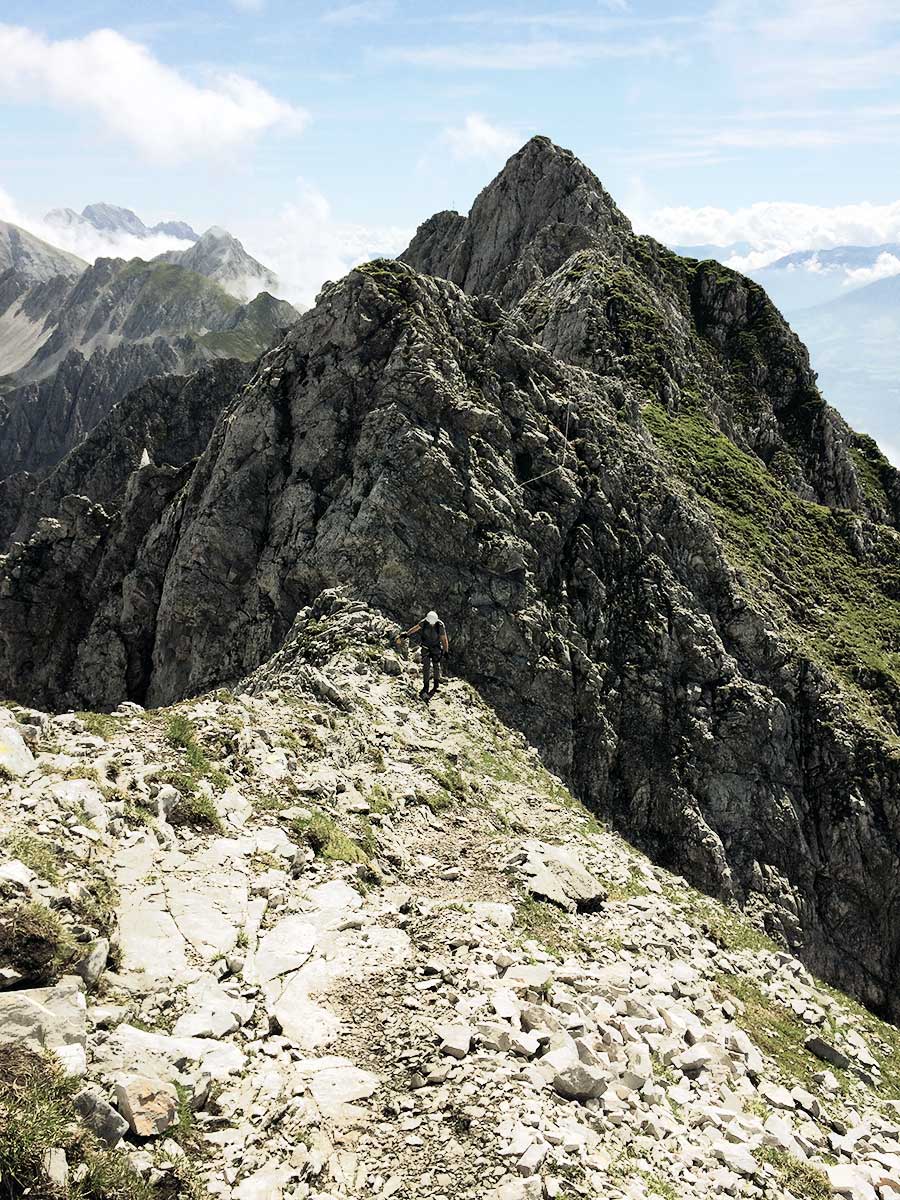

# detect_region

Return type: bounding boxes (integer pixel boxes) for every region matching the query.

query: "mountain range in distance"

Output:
[45,201,200,244]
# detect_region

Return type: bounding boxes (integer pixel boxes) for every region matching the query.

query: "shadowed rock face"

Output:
[1,139,899,1019]
[0,358,252,548]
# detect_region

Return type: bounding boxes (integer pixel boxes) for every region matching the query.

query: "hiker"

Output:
[395,610,450,699]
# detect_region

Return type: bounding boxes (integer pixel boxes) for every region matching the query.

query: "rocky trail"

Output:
[2,592,900,1200]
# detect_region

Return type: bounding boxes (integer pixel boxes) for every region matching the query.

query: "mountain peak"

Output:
[198,225,234,243]
[402,135,632,304]
[81,202,147,237]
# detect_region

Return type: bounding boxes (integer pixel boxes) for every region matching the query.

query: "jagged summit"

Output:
[156,226,278,301]
[402,135,632,304]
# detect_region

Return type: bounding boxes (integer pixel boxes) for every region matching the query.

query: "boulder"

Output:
[551,1063,607,1101]
[517,843,607,913]
[114,1074,178,1137]
[0,721,35,776]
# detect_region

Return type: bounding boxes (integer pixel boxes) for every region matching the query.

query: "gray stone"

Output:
[73,938,109,990]
[551,1063,607,1101]
[805,1035,851,1070]
[74,1087,130,1148]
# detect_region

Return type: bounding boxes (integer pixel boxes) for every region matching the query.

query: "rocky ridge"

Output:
[1,137,899,1027]
[2,595,900,1200]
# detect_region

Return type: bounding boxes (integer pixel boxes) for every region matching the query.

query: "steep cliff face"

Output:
[1,140,899,1021]
[0,358,251,547]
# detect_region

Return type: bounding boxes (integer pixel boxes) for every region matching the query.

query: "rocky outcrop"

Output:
[1,140,898,1024]
[0,358,251,547]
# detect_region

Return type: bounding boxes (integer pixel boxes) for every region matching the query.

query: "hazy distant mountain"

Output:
[0,219,87,285]
[749,244,900,312]
[45,203,200,243]
[0,255,298,482]
[671,240,753,260]
[156,226,277,301]
[790,274,900,455]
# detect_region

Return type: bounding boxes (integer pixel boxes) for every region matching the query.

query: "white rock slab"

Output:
[117,891,189,981]
[163,858,248,960]
[234,1164,293,1200]
[306,1065,380,1116]
[0,720,35,776]
[106,1024,246,1081]
[252,916,318,984]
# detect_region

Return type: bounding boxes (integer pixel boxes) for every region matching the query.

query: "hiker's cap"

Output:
[425,610,439,624]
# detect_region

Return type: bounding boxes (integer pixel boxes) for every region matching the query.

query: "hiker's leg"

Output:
[421,650,431,693]
[432,654,441,690]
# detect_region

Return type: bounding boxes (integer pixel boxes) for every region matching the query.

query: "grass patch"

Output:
[717,973,852,1098]
[0,900,77,985]
[426,759,468,802]
[643,402,900,738]
[71,872,120,943]
[292,810,369,864]
[0,1044,155,1200]
[367,784,395,814]
[3,829,63,884]
[166,787,223,833]
[75,711,118,740]
[514,893,579,957]
[158,712,229,824]
[756,1147,830,1199]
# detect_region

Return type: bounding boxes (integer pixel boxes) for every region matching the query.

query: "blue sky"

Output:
[3,0,900,300]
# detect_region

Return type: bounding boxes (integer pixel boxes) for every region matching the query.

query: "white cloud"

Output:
[46,223,195,265]
[239,182,410,308]
[843,252,900,287]
[0,24,307,164]
[634,200,900,265]
[442,113,519,161]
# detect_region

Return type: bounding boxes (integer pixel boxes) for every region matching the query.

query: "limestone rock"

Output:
[115,1074,178,1137]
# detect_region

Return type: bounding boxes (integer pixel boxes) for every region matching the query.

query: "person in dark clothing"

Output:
[395,610,450,699]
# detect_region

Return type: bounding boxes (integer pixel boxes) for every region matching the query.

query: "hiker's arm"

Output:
[397,623,421,640]
[440,630,450,653]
